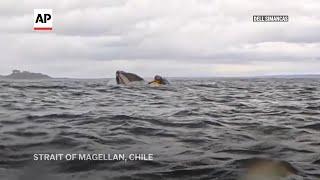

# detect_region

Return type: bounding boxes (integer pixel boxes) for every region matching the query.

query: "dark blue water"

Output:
[0,78,319,180]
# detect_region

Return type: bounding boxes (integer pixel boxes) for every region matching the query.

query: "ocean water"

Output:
[0,78,319,180]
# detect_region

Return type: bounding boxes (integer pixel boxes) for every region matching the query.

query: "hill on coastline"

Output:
[1,70,52,79]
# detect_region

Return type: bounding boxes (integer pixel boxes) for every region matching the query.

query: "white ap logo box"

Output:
[34,9,53,30]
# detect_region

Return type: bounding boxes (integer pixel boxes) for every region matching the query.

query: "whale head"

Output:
[116,71,144,85]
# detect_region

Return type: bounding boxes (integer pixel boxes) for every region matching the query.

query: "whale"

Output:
[116,71,144,85]
[148,75,169,85]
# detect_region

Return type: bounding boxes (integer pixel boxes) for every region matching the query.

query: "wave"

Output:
[26,112,90,120]
[299,123,320,130]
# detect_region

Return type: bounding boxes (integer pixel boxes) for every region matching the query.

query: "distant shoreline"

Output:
[1,70,319,80]
[1,76,320,81]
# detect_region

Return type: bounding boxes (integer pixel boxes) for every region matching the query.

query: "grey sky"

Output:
[0,0,319,78]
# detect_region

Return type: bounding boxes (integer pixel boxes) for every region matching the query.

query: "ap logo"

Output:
[33,9,53,30]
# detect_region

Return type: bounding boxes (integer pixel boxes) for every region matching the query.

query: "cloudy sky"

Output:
[0,0,319,78]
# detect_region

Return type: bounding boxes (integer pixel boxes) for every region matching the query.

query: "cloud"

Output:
[0,0,319,77]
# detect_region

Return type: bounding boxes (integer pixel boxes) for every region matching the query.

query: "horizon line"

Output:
[51,73,320,79]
